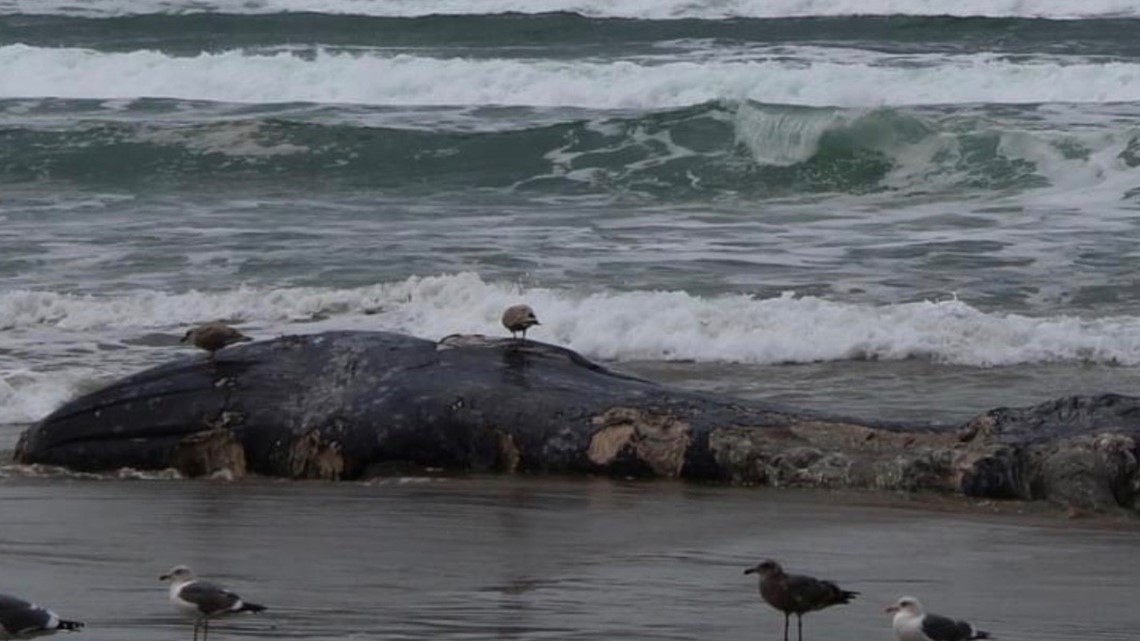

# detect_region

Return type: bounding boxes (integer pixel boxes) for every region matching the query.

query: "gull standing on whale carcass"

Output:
[179,322,252,361]
[0,593,83,638]
[501,304,540,342]
[744,559,858,641]
[887,596,991,641]
[160,565,266,641]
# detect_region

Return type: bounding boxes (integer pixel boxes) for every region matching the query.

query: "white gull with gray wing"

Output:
[160,565,265,641]
[888,596,991,641]
[0,593,83,639]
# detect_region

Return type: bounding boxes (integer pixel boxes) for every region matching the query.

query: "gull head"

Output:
[743,559,783,576]
[886,596,925,616]
[160,565,195,582]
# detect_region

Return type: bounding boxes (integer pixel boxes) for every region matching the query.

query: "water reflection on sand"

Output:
[0,475,1134,640]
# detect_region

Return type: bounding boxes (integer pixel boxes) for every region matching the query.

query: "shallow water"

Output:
[622,359,1140,424]
[0,476,1135,641]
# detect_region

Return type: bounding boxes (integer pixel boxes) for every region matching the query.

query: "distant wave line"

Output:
[4,0,1140,20]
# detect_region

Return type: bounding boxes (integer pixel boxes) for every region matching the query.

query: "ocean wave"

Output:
[3,100,1135,199]
[4,274,1140,367]
[6,14,1140,63]
[0,369,101,427]
[4,273,1140,423]
[3,0,1139,20]
[6,45,1140,108]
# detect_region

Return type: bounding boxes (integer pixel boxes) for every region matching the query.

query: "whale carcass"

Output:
[15,331,1140,512]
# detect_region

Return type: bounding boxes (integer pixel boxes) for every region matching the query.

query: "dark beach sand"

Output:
[0,472,1134,640]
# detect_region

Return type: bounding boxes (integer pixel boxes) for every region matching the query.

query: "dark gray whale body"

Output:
[15,331,1140,512]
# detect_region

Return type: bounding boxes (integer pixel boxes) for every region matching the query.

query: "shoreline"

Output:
[3,455,1136,529]
[1,472,1136,641]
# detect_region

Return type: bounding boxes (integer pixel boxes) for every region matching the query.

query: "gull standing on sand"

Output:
[501,304,540,341]
[160,565,266,641]
[887,596,991,641]
[0,593,83,638]
[180,322,252,360]
[744,560,857,641]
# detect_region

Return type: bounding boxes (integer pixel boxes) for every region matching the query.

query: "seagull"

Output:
[0,593,83,638]
[160,565,266,641]
[501,304,540,342]
[744,559,857,641]
[887,596,991,641]
[180,323,252,361]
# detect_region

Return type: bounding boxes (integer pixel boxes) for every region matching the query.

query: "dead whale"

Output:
[14,331,1140,512]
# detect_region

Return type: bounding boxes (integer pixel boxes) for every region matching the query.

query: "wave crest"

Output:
[4,273,1139,424]
[4,273,1139,368]
[3,99,1136,198]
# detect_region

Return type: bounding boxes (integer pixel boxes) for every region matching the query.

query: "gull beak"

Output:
[159,573,171,581]
[743,567,757,575]
[885,605,899,614]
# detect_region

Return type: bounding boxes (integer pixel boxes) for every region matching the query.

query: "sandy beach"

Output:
[0,473,1134,641]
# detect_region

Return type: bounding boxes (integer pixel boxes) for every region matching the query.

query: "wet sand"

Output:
[0,474,1134,641]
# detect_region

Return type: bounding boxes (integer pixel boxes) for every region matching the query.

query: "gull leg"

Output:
[192,619,199,641]
[796,614,803,641]
[203,617,209,641]
[783,613,789,641]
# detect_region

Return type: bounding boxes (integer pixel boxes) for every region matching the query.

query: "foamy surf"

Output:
[4,273,1140,423]
[5,275,1140,357]
[7,45,1140,107]
[0,462,184,481]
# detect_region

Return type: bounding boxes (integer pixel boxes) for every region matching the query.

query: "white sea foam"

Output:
[4,274,1140,423]
[0,367,108,427]
[2,0,1137,19]
[5,45,1140,108]
[734,103,844,166]
[3,274,1139,359]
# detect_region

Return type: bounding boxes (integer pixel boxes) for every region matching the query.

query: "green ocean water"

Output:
[2,6,1140,425]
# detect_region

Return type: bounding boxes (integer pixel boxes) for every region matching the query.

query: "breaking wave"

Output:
[5,273,1140,365]
[5,273,1140,423]
[3,99,1136,198]
[6,44,1140,108]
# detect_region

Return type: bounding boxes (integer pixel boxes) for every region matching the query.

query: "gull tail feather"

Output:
[57,620,84,632]
[239,602,267,613]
